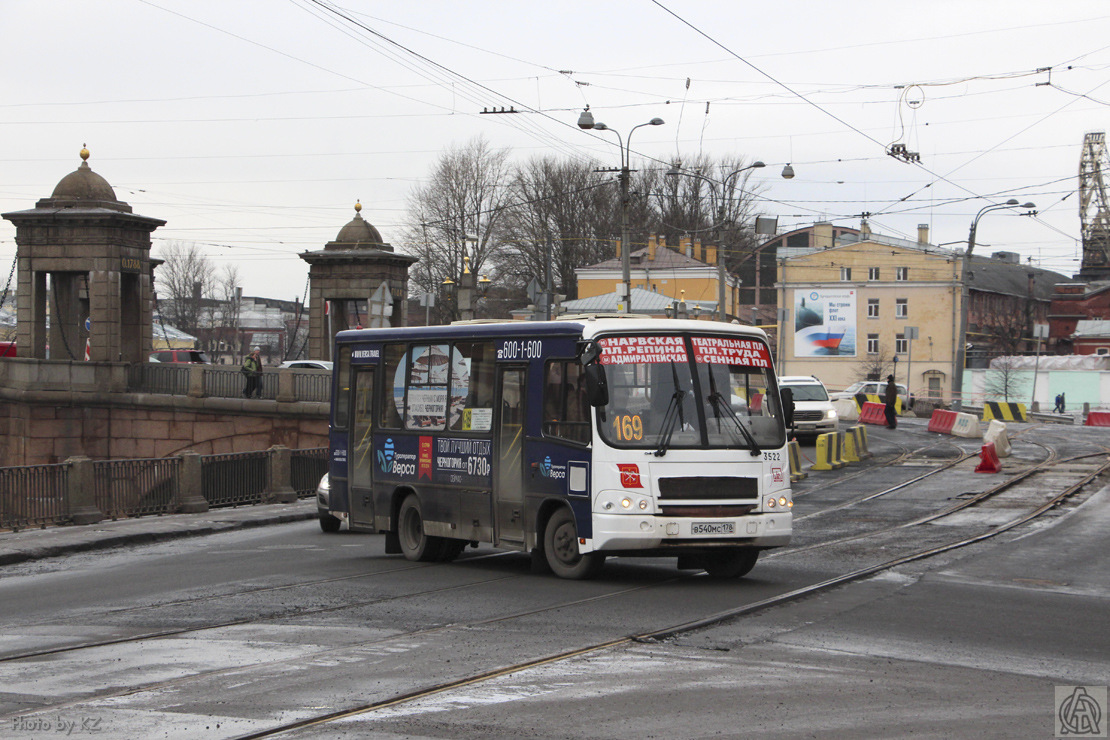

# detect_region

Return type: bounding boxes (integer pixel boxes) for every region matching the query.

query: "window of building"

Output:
[1097,347,1109,356]
[867,298,880,318]
[868,267,880,280]
[895,333,907,354]
[896,298,908,319]
[841,267,852,281]
[867,334,879,354]
[542,360,590,444]
[896,267,909,281]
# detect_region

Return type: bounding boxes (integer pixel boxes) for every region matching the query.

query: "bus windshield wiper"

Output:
[707,390,762,457]
[655,363,687,457]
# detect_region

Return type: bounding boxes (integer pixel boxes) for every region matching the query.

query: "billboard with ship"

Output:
[793,289,856,357]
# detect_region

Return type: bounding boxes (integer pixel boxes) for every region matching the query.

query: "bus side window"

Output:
[379,344,405,429]
[449,341,496,432]
[334,346,352,429]
[542,360,590,444]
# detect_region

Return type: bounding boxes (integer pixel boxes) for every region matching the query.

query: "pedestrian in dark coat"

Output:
[883,375,898,429]
[242,347,263,398]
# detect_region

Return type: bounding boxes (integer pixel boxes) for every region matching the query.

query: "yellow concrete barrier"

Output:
[811,432,845,471]
[787,439,807,482]
[843,425,872,461]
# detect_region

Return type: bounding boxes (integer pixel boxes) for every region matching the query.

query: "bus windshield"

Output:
[594,333,785,453]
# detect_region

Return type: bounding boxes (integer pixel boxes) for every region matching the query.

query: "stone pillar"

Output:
[65,456,104,525]
[175,451,210,513]
[266,445,297,504]
[277,369,296,403]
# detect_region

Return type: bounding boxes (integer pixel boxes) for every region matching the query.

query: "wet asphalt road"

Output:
[0,419,1107,739]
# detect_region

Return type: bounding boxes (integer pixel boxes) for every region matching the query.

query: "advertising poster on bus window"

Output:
[794,288,856,357]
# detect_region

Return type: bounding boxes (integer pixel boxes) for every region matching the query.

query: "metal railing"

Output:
[291,447,328,499]
[0,446,327,531]
[0,463,69,531]
[93,457,180,519]
[125,364,330,403]
[126,363,191,396]
[293,371,332,403]
[200,450,269,507]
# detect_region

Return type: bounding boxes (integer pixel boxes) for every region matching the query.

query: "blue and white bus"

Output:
[322,316,794,579]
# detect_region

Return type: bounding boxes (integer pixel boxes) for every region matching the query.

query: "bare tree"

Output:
[496,155,620,300]
[983,356,1029,402]
[857,344,895,382]
[208,264,242,364]
[402,137,513,322]
[155,241,215,338]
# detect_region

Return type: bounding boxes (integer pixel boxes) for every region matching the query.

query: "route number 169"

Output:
[613,414,643,441]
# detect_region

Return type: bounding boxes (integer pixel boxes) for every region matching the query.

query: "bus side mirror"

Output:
[583,363,609,407]
[780,387,795,428]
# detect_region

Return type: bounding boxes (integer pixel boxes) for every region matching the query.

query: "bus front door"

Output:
[348,366,375,528]
[495,367,526,546]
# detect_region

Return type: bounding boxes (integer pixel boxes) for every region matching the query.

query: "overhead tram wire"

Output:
[295,0,600,166]
[135,0,458,115]
[298,0,676,173]
[649,1,1069,220]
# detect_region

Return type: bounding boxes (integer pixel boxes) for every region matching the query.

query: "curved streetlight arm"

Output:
[952,198,1035,409]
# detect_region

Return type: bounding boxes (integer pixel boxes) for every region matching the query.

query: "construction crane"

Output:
[1078,132,1110,280]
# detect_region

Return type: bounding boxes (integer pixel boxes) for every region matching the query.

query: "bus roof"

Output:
[336,317,770,343]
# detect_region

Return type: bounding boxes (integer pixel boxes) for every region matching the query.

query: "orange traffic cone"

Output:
[974,443,1001,473]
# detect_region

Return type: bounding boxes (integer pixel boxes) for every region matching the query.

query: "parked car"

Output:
[316,473,343,533]
[278,360,334,371]
[149,349,211,364]
[830,380,914,408]
[778,375,838,438]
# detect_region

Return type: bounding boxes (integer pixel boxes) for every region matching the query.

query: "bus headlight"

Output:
[767,497,776,508]
[596,491,655,514]
[779,496,788,507]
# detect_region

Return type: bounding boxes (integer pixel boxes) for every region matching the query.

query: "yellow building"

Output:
[777,223,1067,402]
[777,224,963,400]
[575,235,741,319]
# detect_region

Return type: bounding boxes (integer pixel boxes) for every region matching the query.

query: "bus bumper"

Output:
[584,511,791,553]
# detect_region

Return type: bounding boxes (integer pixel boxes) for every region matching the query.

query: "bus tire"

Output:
[543,507,604,580]
[397,495,444,562]
[702,548,759,578]
[318,508,342,533]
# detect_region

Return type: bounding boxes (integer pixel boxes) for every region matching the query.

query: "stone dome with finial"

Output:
[39,146,132,213]
[327,201,390,251]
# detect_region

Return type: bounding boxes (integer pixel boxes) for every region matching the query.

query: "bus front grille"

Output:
[657,477,758,500]
[658,504,757,517]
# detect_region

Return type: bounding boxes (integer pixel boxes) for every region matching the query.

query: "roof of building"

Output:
[968,254,1069,301]
[1072,319,1110,338]
[576,244,715,273]
[559,287,716,314]
[327,202,388,251]
[52,150,118,203]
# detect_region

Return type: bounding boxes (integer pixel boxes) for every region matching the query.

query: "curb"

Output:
[0,507,317,567]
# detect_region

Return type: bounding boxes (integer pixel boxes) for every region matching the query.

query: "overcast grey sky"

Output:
[2,1,1108,301]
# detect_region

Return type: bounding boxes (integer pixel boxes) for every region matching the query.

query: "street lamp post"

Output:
[578,111,664,314]
[952,199,1035,409]
[665,162,766,321]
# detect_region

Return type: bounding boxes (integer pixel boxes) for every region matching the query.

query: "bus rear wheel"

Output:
[397,495,444,562]
[544,508,604,580]
[702,548,759,578]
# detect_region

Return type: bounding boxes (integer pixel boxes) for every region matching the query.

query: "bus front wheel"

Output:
[702,548,759,578]
[397,495,444,562]
[544,508,604,580]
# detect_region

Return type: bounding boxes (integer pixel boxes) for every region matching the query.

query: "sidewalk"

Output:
[0,499,317,566]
